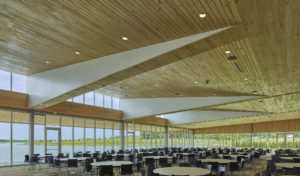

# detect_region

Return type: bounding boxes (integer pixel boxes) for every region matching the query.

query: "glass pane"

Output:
[104,95,112,108]
[286,133,293,149]
[46,129,59,156]
[61,126,72,156]
[0,70,11,91]
[73,94,84,104]
[34,125,44,156]
[84,92,94,106]
[96,128,104,152]
[46,115,59,127]
[13,123,29,165]
[105,129,112,151]
[112,97,120,110]
[0,122,10,166]
[74,127,84,152]
[86,120,94,152]
[12,73,27,93]
[95,93,103,107]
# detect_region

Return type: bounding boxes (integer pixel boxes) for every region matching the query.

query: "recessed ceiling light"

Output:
[244,78,248,80]
[75,51,80,55]
[213,93,217,96]
[45,61,50,64]
[194,81,198,84]
[199,13,206,18]
[225,51,231,54]
[122,37,128,40]
[154,84,158,87]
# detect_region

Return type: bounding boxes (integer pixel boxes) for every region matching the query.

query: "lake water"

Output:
[0,143,116,166]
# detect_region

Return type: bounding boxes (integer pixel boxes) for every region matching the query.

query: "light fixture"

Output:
[75,51,80,55]
[45,61,50,64]
[244,78,248,81]
[194,81,198,84]
[122,36,128,40]
[213,93,217,96]
[154,84,158,87]
[199,13,206,18]
[225,50,231,54]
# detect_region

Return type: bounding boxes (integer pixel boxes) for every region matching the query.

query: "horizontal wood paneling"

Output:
[194,118,300,134]
[253,119,300,133]
[41,101,122,121]
[0,89,28,109]
[194,124,250,134]
[127,116,168,127]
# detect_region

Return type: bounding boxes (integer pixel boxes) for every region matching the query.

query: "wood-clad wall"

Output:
[194,118,300,134]
[194,124,250,134]
[0,89,28,109]
[252,119,300,133]
[42,101,122,121]
[127,116,168,127]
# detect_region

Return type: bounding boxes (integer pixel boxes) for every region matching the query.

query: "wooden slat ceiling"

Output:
[2,0,300,129]
[1,0,239,75]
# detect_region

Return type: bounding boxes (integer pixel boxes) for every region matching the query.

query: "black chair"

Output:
[159,157,168,166]
[82,158,93,175]
[208,161,218,171]
[229,162,239,171]
[133,158,142,171]
[147,164,158,176]
[160,163,172,167]
[222,155,231,159]
[116,154,124,161]
[106,154,113,161]
[29,156,41,169]
[24,155,29,164]
[98,165,113,176]
[145,158,155,165]
[194,160,202,168]
[121,164,133,175]
[67,159,79,175]
[47,156,54,168]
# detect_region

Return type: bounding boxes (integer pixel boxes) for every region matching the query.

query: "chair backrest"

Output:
[145,157,154,165]
[229,162,239,171]
[67,159,78,167]
[30,156,39,163]
[159,157,168,164]
[100,165,113,176]
[208,161,218,171]
[147,164,156,176]
[121,164,133,175]
[54,159,61,167]
[194,160,202,167]
[24,155,29,162]
[106,154,113,161]
[47,155,54,166]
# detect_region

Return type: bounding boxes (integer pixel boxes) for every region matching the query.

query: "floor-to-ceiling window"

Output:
[105,121,113,151]
[96,120,104,152]
[61,116,73,155]
[13,112,29,165]
[0,110,11,166]
[85,120,95,152]
[114,122,121,151]
[74,118,84,152]
[34,114,45,156]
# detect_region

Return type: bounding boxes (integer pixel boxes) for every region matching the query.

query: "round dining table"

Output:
[154,166,210,176]
[219,154,248,158]
[198,158,237,164]
[275,162,300,169]
[91,161,133,167]
[142,156,173,161]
